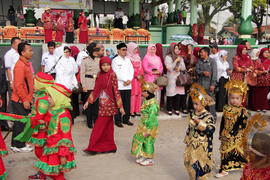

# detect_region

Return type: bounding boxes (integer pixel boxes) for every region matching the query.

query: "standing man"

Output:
[196,47,217,120]
[11,42,34,152]
[41,7,53,43]
[112,43,134,127]
[182,8,187,24]
[4,37,21,112]
[209,43,220,62]
[41,41,57,78]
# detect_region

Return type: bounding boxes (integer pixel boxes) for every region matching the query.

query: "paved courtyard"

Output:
[2,111,251,180]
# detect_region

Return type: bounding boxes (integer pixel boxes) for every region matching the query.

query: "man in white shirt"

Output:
[41,41,57,77]
[112,43,134,127]
[4,37,21,112]
[209,43,220,62]
[4,37,21,89]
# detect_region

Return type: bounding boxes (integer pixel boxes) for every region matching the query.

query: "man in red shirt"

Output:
[11,42,34,152]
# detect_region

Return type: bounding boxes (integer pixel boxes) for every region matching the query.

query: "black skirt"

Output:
[66,32,74,43]
[216,77,229,112]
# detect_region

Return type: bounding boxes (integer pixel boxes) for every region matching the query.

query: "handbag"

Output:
[155,75,168,87]
[176,70,192,86]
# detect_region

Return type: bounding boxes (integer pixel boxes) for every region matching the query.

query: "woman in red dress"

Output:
[0,97,8,180]
[231,45,253,81]
[42,8,53,43]
[250,48,270,111]
[83,56,124,154]
[78,12,88,44]
[55,13,65,43]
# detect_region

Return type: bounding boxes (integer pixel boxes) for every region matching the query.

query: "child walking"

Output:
[184,83,215,180]
[84,56,125,154]
[216,80,249,178]
[131,81,159,166]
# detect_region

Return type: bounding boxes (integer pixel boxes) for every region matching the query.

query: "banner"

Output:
[22,0,92,10]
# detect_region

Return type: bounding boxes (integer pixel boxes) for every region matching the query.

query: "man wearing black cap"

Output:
[112,43,134,127]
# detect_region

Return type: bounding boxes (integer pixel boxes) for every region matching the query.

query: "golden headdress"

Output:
[189,83,215,107]
[141,80,158,94]
[242,113,270,160]
[224,80,249,101]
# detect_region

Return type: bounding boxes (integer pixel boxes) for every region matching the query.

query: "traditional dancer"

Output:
[42,7,53,43]
[28,72,54,179]
[241,114,270,180]
[0,97,8,180]
[83,56,125,154]
[131,81,159,166]
[34,83,76,180]
[216,80,249,178]
[184,83,215,180]
[78,12,88,44]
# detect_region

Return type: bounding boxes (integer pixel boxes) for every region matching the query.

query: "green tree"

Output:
[229,0,268,41]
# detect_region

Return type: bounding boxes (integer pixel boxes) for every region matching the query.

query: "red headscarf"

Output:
[155,43,166,73]
[179,44,188,58]
[236,44,252,67]
[92,56,114,102]
[70,46,80,58]
[193,47,201,59]
[259,48,270,70]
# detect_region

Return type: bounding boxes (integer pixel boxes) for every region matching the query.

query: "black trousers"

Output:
[71,93,80,124]
[167,94,186,112]
[11,101,30,148]
[66,32,74,43]
[114,90,130,124]
[216,77,229,112]
[84,90,99,128]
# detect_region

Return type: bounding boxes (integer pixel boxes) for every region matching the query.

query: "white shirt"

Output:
[216,59,230,81]
[76,50,88,66]
[55,56,79,90]
[4,48,19,81]
[112,55,134,90]
[210,52,220,62]
[41,52,57,73]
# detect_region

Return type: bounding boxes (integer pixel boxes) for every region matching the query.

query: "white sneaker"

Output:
[139,159,154,166]
[11,146,21,152]
[136,157,146,164]
[11,146,33,153]
[215,171,229,178]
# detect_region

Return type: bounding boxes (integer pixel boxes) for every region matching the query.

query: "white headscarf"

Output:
[250,48,261,60]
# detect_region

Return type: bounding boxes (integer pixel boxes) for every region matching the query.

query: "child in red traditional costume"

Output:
[83,56,125,154]
[78,12,88,44]
[34,83,76,180]
[42,7,53,43]
[0,97,8,180]
[28,72,54,179]
[55,13,65,43]
[240,114,270,180]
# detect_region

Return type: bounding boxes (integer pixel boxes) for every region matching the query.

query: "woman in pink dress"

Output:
[127,43,143,117]
[142,44,163,104]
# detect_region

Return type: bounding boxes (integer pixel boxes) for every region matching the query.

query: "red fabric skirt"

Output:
[55,30,64,42]
[44,29,53,43]
[0,157,7,179]
[84,116,117,152]
[249,86,269,111]
[79,31,88,44]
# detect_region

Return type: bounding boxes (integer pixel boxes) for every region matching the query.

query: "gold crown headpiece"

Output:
[141,79,158,94]
[189,83,215,107]
[224,80,249,101]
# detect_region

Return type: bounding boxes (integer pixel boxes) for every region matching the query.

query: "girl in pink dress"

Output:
[127,43,143,117]
[142,44,163,104]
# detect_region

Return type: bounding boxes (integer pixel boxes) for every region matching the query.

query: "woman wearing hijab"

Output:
[165,43,186,115]
[127,43,143,117]
[55,13,65,43]
[142,44,163,104]
[155,43,166,107]
[66,13,74,43]
[78,12,88,44]
[231,45,253,81]
[216,50,232,112]
[83,56,125,154]
[249,48,270,111]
